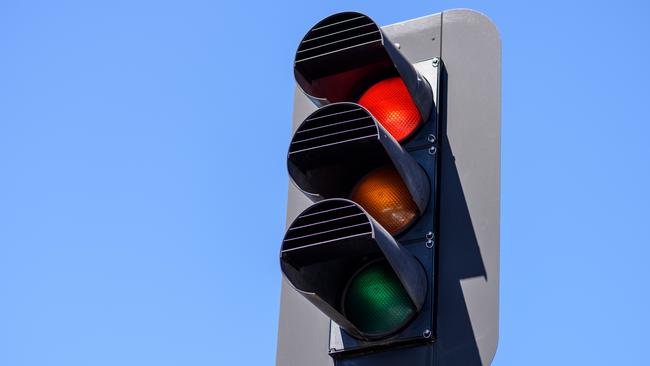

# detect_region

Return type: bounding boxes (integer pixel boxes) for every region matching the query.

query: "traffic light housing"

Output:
[293,12,433,126]
[286,102,430,218]
[281,198,427,341]
[281,10,442,357]
[277,9,501,366]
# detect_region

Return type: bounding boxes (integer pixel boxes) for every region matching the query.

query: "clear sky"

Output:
[1,1,649,365]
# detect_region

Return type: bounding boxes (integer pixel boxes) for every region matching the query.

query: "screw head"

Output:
[427,134,436,143]
[423,329,432,338]
[428,146,437,155]
[431,58,440,67]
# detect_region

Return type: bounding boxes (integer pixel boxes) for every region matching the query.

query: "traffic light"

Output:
[282,10,440,356]
[281,198,427,341]
[277,9,501,366]
[292,12,433,138]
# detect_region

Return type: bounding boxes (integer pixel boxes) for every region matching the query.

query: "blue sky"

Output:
[1,1,649,365]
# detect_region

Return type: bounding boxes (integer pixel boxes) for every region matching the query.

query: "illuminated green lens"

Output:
[343,260,415,336]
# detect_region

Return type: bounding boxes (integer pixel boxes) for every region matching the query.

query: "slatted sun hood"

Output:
[293,11,433,124]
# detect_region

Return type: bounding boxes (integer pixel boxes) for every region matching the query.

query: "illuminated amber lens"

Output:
[357,77,422,142]
[350,165,418,234]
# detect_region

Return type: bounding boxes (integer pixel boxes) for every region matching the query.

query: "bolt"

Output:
[427,134,436,143]
[423,329,432,338]
[428,146,437,155]
[431,58,439,67]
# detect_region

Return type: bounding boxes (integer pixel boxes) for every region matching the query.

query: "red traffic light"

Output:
[358,77,422,142]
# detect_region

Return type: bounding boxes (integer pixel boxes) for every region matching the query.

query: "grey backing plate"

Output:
[276,9,501,366]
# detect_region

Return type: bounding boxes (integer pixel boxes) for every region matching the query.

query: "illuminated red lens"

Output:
[358,77,422,142]
[349,165,418,235]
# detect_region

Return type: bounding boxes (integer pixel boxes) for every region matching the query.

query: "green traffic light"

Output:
[343,260,416,336]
